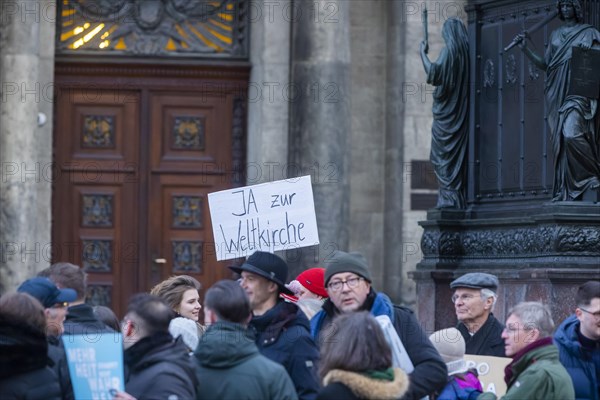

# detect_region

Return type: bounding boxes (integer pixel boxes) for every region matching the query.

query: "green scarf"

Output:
[362,368,394,381]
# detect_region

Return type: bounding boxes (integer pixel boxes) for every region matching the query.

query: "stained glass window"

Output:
[57,0,248,57]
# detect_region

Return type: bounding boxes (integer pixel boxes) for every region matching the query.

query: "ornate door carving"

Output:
[53,62,248,316]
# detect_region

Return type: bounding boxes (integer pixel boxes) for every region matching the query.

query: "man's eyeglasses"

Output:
[579,307,600,319]
[327,277,364,292]
[451,294,481,304]
[52,302,69,309]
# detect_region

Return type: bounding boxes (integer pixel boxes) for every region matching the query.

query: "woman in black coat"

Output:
[0,292,62,400]
[317,312,410,400]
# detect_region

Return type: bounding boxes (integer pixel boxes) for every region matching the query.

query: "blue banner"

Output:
[63,333,125,400]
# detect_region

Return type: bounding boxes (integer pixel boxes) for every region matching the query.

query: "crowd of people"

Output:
[0,252,598,400]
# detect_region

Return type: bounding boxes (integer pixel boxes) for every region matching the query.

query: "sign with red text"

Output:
[208,176,319,260]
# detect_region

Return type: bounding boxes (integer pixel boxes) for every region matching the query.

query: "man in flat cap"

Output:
[230,251,320,400]
[311,250,448,400]
[450,272,505,357]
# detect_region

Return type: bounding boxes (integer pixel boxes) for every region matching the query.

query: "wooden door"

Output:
[53,62,249,317]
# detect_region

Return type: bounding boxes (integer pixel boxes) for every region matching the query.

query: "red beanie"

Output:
[296,268,328,298]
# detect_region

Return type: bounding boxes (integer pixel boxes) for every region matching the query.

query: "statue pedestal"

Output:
[412,202,600,331]
[412,0,600,332]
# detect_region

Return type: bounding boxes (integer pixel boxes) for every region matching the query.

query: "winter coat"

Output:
[250,300,321,400]
[554,314,600,400]
[194,321,298,400]
[457,314,505,357]
[47,335,74,400]
[0,314,62,400]
[436,370,482,400]
[317,368,409,400]
[312,289,448,399]
[124,332,198,400]
[478,338,575,400]
[62,304,116,337]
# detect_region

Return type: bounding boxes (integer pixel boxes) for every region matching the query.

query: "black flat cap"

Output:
[230,251,293,295]
[450,273,499,291]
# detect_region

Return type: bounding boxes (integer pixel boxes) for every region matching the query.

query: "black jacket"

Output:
[47,335,74,400]
[0,314,62,400]
[312,289,448,400]
[62,304,116,338]
[250,300,321,400]
[124,332,197,400]
[194,321,298,400]
[457,313,505,357]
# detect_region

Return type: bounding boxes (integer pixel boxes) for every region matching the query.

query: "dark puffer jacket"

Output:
[0,314,62,400]
[250,300,321,400]
[124,332,198,400]
[554,314,600,400]
[194,321,298,400]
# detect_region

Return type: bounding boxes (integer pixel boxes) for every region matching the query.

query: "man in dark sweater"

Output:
[120,294,197,400]
[450,272,505,357]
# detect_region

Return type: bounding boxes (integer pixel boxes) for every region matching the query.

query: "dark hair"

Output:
[204,280,251,324]
[576,281,600,307]
[150,275,202,314]
[93,305,121,332]
[319,311,392,379]
[557,0,583,22]
[38,262,87,300]
[0,292,46,333]
[126,294,174,336]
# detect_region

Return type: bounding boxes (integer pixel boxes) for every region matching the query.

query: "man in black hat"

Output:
[311,250,448,400]
[450,272,505,357]
[230,251,320,400]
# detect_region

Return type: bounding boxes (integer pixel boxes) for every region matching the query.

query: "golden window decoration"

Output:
[57,0,248,57]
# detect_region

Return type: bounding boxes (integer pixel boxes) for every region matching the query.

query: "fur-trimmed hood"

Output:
[323,368,409,400]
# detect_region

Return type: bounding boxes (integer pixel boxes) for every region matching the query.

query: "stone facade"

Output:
[0,0,56,292]
[0,0,463,313]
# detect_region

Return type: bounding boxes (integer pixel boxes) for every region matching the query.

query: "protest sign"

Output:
[208,176,319,260]
[464,354,511,397]
[63,333,124,400]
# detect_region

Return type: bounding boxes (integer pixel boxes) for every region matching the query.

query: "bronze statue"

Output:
[517,0,600,201]
[420,17,469,209]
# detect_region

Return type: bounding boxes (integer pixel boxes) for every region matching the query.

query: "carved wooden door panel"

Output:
[53,88,141,316]
[53,64,248,317]
[145,92,236,298]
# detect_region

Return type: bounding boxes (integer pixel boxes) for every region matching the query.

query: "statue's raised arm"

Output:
[518,0,600,201]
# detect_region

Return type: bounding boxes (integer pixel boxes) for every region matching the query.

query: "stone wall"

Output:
[0,0,56,292]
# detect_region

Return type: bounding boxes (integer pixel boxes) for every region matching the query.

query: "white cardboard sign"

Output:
[208,176,319,260]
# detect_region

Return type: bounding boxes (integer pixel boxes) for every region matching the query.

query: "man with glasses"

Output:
[479,301,574,399]
[554,281,600,400]
[310,250,447,400]
[450,272,505,356]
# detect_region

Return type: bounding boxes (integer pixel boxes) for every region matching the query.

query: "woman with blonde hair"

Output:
[150,275,205,337]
